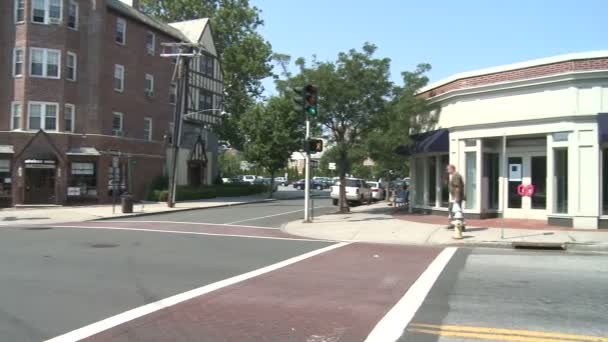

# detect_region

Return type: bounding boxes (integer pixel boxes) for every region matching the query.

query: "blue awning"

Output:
[395,129,449,156]
[598,113,608,143]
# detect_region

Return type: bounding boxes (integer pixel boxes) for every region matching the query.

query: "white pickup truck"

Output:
[330,177,372,206]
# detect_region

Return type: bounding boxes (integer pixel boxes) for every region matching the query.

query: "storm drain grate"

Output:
[23,227,53,230]
[89,243,119,248]
[512,242,566,250]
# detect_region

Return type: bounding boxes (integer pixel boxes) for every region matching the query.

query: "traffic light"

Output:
[287,85,318,117]
[304,84,318,117]
[307,139,323,153]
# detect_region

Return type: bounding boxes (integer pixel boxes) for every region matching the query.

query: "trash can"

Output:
[121,193,133,213]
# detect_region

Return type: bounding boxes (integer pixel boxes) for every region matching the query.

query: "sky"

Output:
[251,0,606,94]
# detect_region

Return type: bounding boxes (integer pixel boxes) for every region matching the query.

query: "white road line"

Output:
[226,206,332,225]
[44,241,350,342]
[46,225,333,242]
[104,220,279,230]
[364,247,458,342]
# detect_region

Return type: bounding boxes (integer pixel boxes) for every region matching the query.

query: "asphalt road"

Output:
[400,248,608,341]
[112,197,336,228]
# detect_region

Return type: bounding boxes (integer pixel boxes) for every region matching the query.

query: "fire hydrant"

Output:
[451,204,464,240]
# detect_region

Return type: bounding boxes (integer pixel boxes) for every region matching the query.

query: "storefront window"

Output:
[440,155,449,207]
[414,158,424,205]
[602,149,608,215]
[69,162,97,197]
[465,152,477,209]
[484,153,499,210]
[508,157,523,209]
[0,160,12,197]
[531,156,547,209]
[554,149,568,213]
[428,157,436,206]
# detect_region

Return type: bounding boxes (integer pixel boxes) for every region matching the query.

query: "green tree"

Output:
[218,150,244,177]
[288,43,393,212]
[366,64,434,179]
[240,96,302,196]
[140,0,274,149]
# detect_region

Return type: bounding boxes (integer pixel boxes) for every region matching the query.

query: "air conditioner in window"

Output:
[145,90,154,97]
[49,18,61,24]
[112,130,123,137]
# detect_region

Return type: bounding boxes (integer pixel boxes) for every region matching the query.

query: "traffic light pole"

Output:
[303,119,311,223]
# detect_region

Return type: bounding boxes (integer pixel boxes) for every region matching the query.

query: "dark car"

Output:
[293,179,325,190]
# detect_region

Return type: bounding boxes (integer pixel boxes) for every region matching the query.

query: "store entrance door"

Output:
[25,167,56,204]
[504,153,547,219]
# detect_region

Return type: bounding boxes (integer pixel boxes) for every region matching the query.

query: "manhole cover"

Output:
[89,243,119,248]
[23,227,53,230]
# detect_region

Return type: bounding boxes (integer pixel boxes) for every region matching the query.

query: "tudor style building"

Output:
[403,51,608,229]
[0,0,223,206]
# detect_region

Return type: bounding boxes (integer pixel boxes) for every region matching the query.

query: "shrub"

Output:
[146,183,269,201]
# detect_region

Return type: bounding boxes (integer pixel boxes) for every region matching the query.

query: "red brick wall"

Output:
[421,57,608,99]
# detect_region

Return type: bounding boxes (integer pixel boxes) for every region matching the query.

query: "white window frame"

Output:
[30,47,61,79]
[144,74,154,96]
[113,64,124,92]
[68,1,78,30]
[146,31,155,55]
[31,0,62,24]
[66,51,77,81]
[13,47,24,78]
[143,117,152,141]
[112,112,123,136]
[64,104,75,132]
[15,0,25,23]
[116,17,126,45]
[11,102,22,130]
[27,101,58,131]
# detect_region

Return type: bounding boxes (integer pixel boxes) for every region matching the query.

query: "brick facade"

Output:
[421,57,608,99]
[1,0,215,206]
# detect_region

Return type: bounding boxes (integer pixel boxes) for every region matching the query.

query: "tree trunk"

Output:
[338,144,350,213]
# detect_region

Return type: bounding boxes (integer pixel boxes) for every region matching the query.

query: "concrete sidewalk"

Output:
[0,194,280,226]
[283,203,608,251]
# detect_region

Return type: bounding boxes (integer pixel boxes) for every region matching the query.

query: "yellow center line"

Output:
[408,328,600,342]
[409,323,608,342]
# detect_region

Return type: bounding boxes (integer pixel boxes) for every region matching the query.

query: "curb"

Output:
[92,198,277,221]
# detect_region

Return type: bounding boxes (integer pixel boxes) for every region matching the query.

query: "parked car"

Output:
[366,181,386,201]
[254,177,278,191]
[230,176,244,184]
[330,178,372,205]
[241,175,256,184]
[293,179,326,190]
[274,177,289,186]
[312,177,332,188]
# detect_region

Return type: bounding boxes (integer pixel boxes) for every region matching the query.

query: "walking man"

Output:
[446,164,465,230]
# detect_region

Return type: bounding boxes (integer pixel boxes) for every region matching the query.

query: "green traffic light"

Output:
[308,107,317,115]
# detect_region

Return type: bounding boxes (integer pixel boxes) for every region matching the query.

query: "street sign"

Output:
[329,162,336,170]
[112,156,119,168]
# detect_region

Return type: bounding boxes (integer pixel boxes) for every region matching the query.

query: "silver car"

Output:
[366,181,385,201]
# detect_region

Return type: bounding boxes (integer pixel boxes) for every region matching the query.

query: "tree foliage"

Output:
[240,96,302,195]
[140,0,274,149]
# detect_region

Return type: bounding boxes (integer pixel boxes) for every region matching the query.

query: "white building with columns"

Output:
[402,51,608,229]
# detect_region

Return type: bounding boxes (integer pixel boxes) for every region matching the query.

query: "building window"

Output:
[143,118,152,141]
[69,162,97,197]
[198,89,213,111]
[11,102,22,130]
[68,1,78,30]
[440,154,450,207]
[465,152,477,209]
[200,55,214,77]
[414,158,424,206]
[30,47,60,79]
[144,74,154,97]
[116,17,126,45]
[169,83,177,104]
[15,0,25,23]
[32,0,62,24]
[64,104,75,132]
[66,52,77,81]
[113,64,124,92]
[428,157,436,206]
[112,112,123,136]
[13,48,24,77]
[146,31,155,55]
[555,149,568,214]
[28,102,58,131]
[0,160,12,198]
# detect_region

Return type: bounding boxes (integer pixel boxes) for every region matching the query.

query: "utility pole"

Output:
[304,120,311,222]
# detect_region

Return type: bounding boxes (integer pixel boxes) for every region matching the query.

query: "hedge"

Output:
[147,184,268,202]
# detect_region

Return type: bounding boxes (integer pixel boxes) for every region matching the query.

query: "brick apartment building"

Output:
[0,0,223,206]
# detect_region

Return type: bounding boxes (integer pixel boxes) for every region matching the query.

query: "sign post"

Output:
[112,156,119,214]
